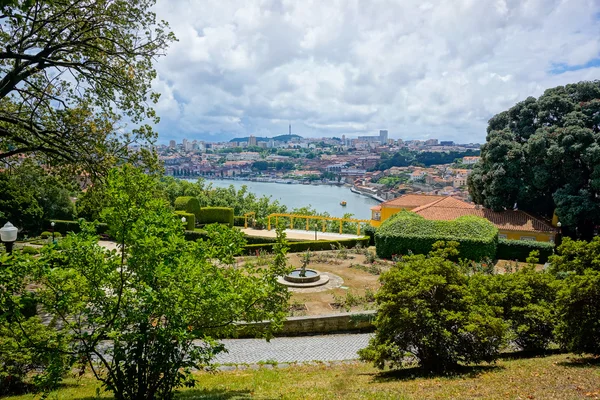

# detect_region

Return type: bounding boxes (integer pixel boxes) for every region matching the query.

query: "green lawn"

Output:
[5,353,600,400]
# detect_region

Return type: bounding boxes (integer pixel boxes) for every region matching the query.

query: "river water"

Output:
[197,179,380,220]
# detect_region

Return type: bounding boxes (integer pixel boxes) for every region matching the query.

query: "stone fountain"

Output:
[277,250,330,288]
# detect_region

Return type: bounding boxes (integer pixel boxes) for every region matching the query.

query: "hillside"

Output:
[229,134,302,143]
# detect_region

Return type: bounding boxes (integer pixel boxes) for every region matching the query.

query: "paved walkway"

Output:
[214,333,372,364]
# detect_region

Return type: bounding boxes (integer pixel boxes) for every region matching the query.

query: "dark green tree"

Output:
[469,81,600,239]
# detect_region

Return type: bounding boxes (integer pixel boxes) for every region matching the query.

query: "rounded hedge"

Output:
[375,211,498,261]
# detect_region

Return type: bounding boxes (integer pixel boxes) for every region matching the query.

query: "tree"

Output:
[31,166,291,399]
[468,81,600,239]
[0,0,175,174]
[359,242,506,372]
[0,161,76,233]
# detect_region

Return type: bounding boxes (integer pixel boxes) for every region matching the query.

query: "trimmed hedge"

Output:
[175,211,195,230]
[174,196,201,222]
[497,238,554,263]
[242,237,370,255]
[40,231,62,239]
[49,220,109,235]
[198,207,234,227]
[184,229,208,241]
[364,225,377,246]
[375,211,498,261]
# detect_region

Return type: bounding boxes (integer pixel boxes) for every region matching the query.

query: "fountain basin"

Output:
[284,269,321,283]
[278,269,330,288]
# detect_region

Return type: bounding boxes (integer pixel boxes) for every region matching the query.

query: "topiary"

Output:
[174,196,201,222]
[375,211,498,261]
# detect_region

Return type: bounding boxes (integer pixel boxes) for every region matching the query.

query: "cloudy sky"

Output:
[151,0,600,144]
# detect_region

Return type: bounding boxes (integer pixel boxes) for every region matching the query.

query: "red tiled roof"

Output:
[380,194,446,209]
[411,197,557,233]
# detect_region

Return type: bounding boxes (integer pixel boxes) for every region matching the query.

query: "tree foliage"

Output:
[359,242,506,372]
[468,81,600,239]
[0,161,75,233]
[0,0,174,174]
[20,166,290,399]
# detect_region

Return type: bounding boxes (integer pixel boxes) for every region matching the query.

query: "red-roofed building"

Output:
[370,195,557,242]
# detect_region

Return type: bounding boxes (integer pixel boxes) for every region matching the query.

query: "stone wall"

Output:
[234,310,376,338]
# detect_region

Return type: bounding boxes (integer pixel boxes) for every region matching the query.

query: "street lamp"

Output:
[51,221,56,243]
[0,222,18,254]
[181,216,187,229]
[314,222,318,241]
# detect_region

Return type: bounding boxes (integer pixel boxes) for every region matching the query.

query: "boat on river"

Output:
[340,200,347,206]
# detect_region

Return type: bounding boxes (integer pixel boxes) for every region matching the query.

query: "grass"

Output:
[6,353,600,400]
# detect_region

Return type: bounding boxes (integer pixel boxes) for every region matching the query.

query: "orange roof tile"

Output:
[380,194,446,209]
[411,197,557,233]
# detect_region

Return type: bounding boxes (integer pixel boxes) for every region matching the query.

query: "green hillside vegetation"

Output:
[229,134,303,143]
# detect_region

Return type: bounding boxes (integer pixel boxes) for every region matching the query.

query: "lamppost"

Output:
[314,222,318,241]
[557,221,562,246]
[181,216,187,230]
[51,221,56,243]
[0,222,18,254]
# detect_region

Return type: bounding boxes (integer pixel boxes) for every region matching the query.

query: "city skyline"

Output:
[150,0,600,144]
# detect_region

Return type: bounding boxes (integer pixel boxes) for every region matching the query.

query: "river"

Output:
[192,179,380,220]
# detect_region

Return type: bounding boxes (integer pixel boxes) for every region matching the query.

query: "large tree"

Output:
[23,166,291,399]
[468,81,600,239]
[0,0,174,174]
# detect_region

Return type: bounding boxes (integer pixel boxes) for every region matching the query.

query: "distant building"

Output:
[248,135,257,147]
[379,130,388,144]
[425,139,438,146]
[169,140,176,149]
[440,140,454,146]
[463,156,480,165]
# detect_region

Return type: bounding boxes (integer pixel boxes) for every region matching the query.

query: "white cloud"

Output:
[151,0,600,143]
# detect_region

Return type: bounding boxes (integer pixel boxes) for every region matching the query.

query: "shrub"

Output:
[49,220,108,235]
[497,239,554,263]
[548,236,600,276]
[363,224,376,246]
[233,216,246,227]
[40,231,52,238]
[174,196,201,222]
[555,270,600,355]
[375,211,498,261]
[484,267,557,352]
[359,244,506,372]
[174,211,195,230]
[183,229,208,242]
[20,246,40,255]
[245,236,277,245]
[198,207,234,227]
[242,237,370,255]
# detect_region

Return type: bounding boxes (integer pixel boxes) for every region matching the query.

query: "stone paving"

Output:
[213,333,372,364]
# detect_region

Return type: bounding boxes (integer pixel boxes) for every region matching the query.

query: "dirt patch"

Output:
[265,248,392,316]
